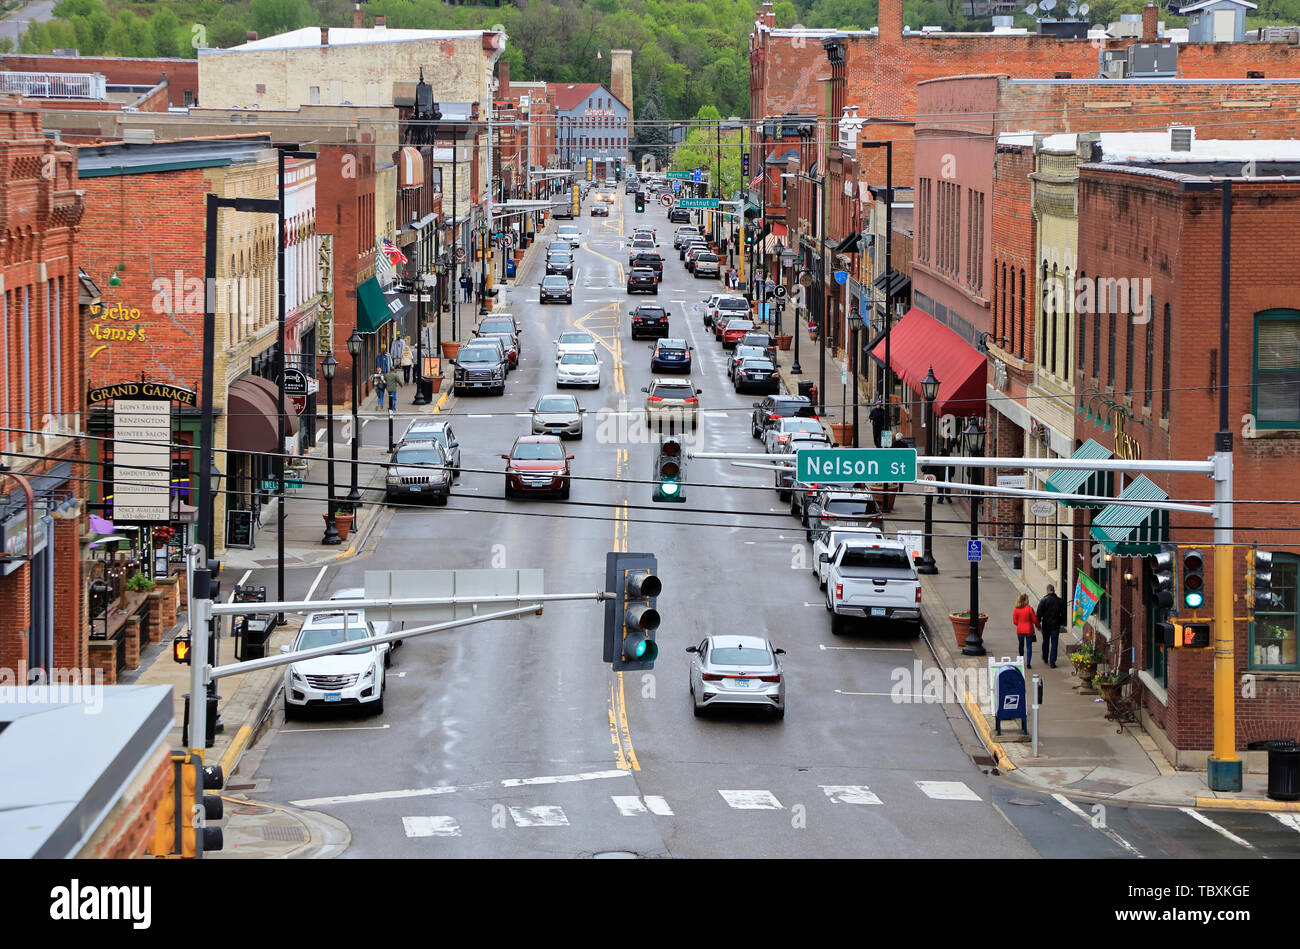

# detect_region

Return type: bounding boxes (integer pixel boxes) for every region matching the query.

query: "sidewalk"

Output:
[766,326,1291,812]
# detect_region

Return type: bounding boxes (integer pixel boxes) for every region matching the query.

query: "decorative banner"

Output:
[317,234,334,357]
[112,399,171,522]
[1072,573,1106,628]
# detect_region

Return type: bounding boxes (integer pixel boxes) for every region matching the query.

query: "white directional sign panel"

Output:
[363,569,545,623]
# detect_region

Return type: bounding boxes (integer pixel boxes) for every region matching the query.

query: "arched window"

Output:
[1062,266,1071,380]
[1018,268,1026,359]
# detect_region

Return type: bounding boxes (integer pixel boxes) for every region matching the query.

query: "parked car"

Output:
[751,395,817,440]
[687,634,786,720]
[625,179,639,194]
[556,349,602,388]
[452,343,507,396]
[668,207,692,224]
[733,356,780,394]
[556,224,581,247]
[399,418,461,477]
[650,338,692,373]
[627,267,659,294]
[502,435,573,500]
[329,588,404,656]
[474,327,518,369]
[539,274,573,304]
[764,416,830,454]
[694,253,721,279]
[811,526,886,588]
[282,609,388,718]
[546,252,575,279]
[706,294,750,329]
[384,439,451,506]
[629,304,670,339]
[806,490,884,539]
[773,432,834,500]
[738,331,777,361]
[462,335,508,371]
[552,202,574,220]
[681,239,709,262]
[555,330,597,360]
[643,377,702,430]
[546,240,569,258]
[721,319,756,349]
[728,344,767,381]
[591,203,609,217]
[674,225,701,250]
[823,539,921,636]
[530,393,585,439]
[685,245,712,272]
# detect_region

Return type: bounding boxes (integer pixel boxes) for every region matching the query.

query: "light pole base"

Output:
[961,638,987,657]
[791,361,802,374]
[413,381,428,407]
[915,555,938,575]
[1207,757,1244,792]
[322,521,342,545]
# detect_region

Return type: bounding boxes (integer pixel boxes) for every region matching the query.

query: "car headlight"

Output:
[387,468,399,480]
[362,663,376,681]
[290,668,303,684]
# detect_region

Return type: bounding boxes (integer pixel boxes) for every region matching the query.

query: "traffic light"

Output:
[172,633,192,664]
[1247,549,1281,613]
[147,753,222,858]
[1159,620,1212,649]
[604,552,661,670]
[1181,548,1205,610]
[199,762,225,855]
[1152,544,1176,611]
[635,192,645,212]
[615,158,623,180]
[653,435,686,502]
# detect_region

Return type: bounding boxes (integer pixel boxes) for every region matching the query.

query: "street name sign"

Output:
[678,198,719,209]
[666,171,691,179]
[795,448,917,484]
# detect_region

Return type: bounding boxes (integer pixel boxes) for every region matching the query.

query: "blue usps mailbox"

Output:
[994,665,1027,735]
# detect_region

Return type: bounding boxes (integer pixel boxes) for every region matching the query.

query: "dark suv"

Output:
[452,343,507,396]
[751,395,816,440]
[668,207,691,224]
[631,251,664,280]
[630,304,670,340]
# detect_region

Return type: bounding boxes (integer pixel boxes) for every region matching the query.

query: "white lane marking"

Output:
[645,795,673,815]
[821,785,884,805]
[229,569,253,602]
[1180,807,1258,850]
[392,671,407,678]
[281,723,393,735]
[315,428,326,444]
[1273,813,1300,833]
[1052,793,1145,857]
[291,783,475,807]
[719,790,783,810]
[821,644,915,652]
[500,768,630,788]
[403,816,461,838]
[303,564,329,604]
[612,796,647,816]
[509,805,569,827]
[916,781,981,801]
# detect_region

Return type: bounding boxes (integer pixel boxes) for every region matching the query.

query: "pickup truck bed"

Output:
[823,544,921,635]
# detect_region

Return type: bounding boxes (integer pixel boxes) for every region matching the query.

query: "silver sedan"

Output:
[530,393,585,438]
[687,634,786,720]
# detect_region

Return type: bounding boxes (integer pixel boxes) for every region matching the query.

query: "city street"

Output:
[228,191,1296,860]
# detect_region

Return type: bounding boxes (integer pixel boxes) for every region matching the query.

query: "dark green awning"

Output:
[1090,475,1169,555]
[1045,438,1115,508]
[356,276,393,335]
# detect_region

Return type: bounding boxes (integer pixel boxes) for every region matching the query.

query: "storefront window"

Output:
[1251,554,1299,670]
[1144,560,1167,686]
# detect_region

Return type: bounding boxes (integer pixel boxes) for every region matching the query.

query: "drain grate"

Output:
[262,824,308,843]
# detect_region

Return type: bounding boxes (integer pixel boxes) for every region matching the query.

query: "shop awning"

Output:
[227,377,281,454]
[872,268,910,301]
[357,276,395,334]
[239,374,300,439]
[833,231,860,255]
[761,233,786,254]
[1045,439,1115,508]
[398,146,424,188]
[869,307,985,418]
[1090,475,1170,555]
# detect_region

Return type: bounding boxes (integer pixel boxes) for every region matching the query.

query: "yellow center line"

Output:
[607,500,639,771]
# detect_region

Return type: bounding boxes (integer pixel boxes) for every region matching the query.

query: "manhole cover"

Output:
[262,824,308,843]
[592,851,639,859]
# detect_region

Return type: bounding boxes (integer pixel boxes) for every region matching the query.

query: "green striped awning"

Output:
[1090,475,1170,555]
[356,276,393,335]
[1045,439,1115,508]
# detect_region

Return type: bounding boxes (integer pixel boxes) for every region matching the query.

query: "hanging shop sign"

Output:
[112,398,171,522]
[317,234,335,357]
[88,382,196,406]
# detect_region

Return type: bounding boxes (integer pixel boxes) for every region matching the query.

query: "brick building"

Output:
[0,54,199,107]
[0,100,89,685]
[548,82,630,181]
[1070,146,1300,764]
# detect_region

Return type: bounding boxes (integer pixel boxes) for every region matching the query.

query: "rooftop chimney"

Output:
[762,1,775,29]
[879,0,902,43]
[499,61,510,98]
[1142,2,1158,40]
[353,4,363,29]
[375,14,386,29]
[321,26,329,46]
[245,31,258,42]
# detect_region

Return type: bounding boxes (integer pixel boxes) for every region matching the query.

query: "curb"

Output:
[1194,796,1300,813]
[962,690,1017,772]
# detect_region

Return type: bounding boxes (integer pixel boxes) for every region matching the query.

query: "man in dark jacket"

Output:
[1036,584,1067,668]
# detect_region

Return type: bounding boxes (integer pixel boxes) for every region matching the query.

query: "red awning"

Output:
[771,223,787,238]
[870,308,986,418]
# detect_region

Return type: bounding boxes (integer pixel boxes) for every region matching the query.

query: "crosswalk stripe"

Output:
[645,795,674,815]
[915,781,981,801]
[820,785,884,805]
[1052,794,1145,858]
[612,796,647,816]
[509,805,570,827]
[1180,807,1257,850]
[402,816,461,838]
[719,789,783,810]
[1272,813,1300,834]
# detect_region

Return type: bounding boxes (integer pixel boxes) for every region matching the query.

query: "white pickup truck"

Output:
[821,539,922,636]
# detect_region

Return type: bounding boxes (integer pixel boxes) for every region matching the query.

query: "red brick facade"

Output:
[0,55,199,108]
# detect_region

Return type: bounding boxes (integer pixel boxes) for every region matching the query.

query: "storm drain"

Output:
[262,824,308,843]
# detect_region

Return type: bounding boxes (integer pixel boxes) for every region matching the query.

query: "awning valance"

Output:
[1045,439,1115,508]
[399,146,424,188]
[1090,475,1170,555]
[227,377,280,454]
[761,234,785,255]
[238,374,300,438]
[872,268,910,301]
[869,307,985,418]
[833,231,860,255]
[357,276,395,334]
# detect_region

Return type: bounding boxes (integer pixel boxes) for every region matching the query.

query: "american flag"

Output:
[381,237,408,266]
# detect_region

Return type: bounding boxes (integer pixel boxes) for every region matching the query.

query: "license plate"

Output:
[871,608,886,617]
[409,485,421,492]
[324,693,341,702]
[728,678,751,688]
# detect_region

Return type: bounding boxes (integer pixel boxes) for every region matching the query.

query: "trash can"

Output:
[237,613,277,661]
[506,258,516,278]
[798,380,816,401]
[1257,740,1300,801]
[417,377,434,403]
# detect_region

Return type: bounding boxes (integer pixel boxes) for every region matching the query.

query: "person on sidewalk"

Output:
[384,368,403,411]
[390,335,406,373]
[460,272,472,303]
[869,401,886,448]
[1036,584,1067,668]
[372,371,386,411]
[400,339,414,384]
[1012,592,1040,669]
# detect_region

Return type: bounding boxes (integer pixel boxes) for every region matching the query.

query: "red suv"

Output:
[502,435,574,500]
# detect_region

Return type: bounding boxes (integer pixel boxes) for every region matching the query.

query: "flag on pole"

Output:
[381,237,408,266]
[1072,573,1105,628]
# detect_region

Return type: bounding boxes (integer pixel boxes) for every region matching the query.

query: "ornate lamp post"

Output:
[916,365,940,575]
[962,415,988,656]
[321,353,341,545]
[347,329,363,504]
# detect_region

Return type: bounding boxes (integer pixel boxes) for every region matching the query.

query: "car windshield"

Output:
[719,299,748,310]
[299,625,371,655]
[480,321,513,334]
[772,400,812,416]
[782,419,824,433]
[549,254,571,264]
[543,276,568,287]
[742,334,772,346]
[636,308,668,319]
[459,348,496,363]
[562,352,598,365]
[742,359,775,370]
[513,443,565,460]
[632,269,655,277]
[709,645,770,667]
[839,547,911,570]
[734,346,764,359]
[824,499,880,517]
[726,321,754,331]
[537,396,577,412]
[559,333,592,344]
[653,384,695,399]
[395,448,444,466]
[659,339,687,351]
[699,254,718,262]
[558,227,578,235]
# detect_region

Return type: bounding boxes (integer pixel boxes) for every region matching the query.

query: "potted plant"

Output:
[949,610,989,650]
[125,572,156,594]
[1094,669,1128,703]
[327,506,354,541]
[441,340,461,360]
[776,334,793,351]
[1070,643,1101,689]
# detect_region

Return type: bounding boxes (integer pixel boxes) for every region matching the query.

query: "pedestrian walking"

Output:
[1012,592,1040,669]
[390,334,405,368]
[376,349,392,374]
[869,401,886,449]
[400,340,414,384]
[1036,583,1067,668]
[460,272,471,303]
[372,371,387,410]
[384,368,403,411]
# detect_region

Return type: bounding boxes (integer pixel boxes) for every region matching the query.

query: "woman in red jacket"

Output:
[1012,593,1040,669]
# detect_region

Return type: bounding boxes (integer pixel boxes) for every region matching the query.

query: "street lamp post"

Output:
[347,329,363,504]
[916,366,940,575]
[321,353,341,545]
[859,140,894,427]
[848,309,862,447]
[411,212,427,406]
[961,415,987,656]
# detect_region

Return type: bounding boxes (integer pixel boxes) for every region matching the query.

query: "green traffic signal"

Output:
[653,436,686,503]
[1182,549,1205,610]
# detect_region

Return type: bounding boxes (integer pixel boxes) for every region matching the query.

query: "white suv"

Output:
[282,609,388,718]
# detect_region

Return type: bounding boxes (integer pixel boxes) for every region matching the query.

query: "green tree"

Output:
[106,11,155,56]
[634,76,671,169]
[150,8,182,58]
[250,0,313,37]
[52,0,103,19]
